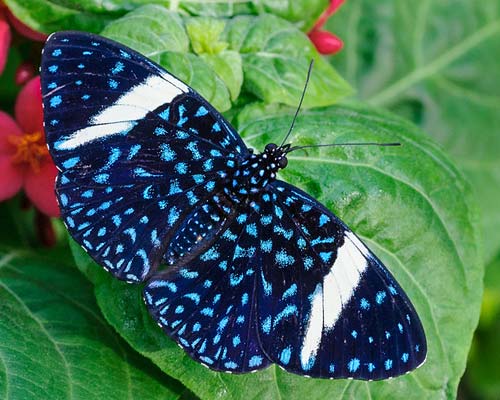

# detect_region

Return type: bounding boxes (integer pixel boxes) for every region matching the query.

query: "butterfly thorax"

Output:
[164,144,287,266]
[227,143,288,197]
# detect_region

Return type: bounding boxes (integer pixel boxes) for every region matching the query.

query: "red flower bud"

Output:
[308,0,346,55]
[308,30,343,55]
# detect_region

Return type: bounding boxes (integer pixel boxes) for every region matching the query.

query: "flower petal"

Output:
[0,110,22,155]
[15,76,43,134]
[0,155,23,201]
[6,9,47,42]
[24,160,59,217]
[0,11,11,75]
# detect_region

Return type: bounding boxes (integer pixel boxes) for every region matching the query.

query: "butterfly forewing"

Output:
[41,31,248,281]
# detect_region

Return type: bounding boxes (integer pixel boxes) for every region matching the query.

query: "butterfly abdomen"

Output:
[163,193,236,267]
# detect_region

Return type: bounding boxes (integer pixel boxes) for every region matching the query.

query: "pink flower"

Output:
[0,76,59,217]
[0,8,11,75]
[308,0,345,55]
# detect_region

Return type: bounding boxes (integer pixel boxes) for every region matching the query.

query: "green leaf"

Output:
[331,0,500,263]
[72,103,481,399]
[186,18,228,55]
[101,5,189,57]
[185,17,243,101]
[200,52,243,101]
[0,247,184,399]
[226,14,353,108]
[461,253,500,399]
[4,0,140,34]
[177,0,328,30]
[101,6,233,111]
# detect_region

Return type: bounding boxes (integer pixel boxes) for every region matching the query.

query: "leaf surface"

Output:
[0,248,183,400]
[331,0,500,262]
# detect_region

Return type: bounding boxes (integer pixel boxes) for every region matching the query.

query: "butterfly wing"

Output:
[255,181,427,379]
[144,180,426,378]
[41,31,248,282]
[144,204,272,372]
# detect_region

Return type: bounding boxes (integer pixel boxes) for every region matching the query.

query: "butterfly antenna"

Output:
[279,60,314,148]
[286,142,401,153]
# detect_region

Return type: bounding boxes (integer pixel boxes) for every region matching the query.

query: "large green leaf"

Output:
[101,5,189,55]
[225,14,353,108]
[100,6,350,111]
[461,253,500,399]
[0,247,183,399]
[331,0,500,263]
[72,103,481,399]
[4,0,327,44]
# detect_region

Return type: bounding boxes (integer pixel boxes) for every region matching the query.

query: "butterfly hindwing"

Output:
[41,31,249,281]
[144,205,271,372]
[255,181,426,379]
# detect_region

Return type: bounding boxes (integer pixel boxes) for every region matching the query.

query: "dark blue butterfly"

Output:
[41,31,426,380]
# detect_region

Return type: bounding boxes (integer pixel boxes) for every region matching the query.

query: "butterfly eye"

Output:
[265,143,277,152]
[278,157,288,169]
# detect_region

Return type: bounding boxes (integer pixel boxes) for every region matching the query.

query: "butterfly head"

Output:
[263,143,289,170]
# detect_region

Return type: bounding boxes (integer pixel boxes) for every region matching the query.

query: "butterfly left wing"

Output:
[41,31,249,282]
[255,181,427,379]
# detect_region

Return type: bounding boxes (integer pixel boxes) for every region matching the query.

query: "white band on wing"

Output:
[57,74,186,150]
[300,231,369,369]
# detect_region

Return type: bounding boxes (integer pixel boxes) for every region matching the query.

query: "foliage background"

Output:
[0,0,497,399]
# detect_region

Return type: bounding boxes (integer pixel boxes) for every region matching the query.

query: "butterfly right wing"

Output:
[254,181,427,379]
[41,31,248,282]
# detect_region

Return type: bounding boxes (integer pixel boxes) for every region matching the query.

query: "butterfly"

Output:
[41,31,426,380]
